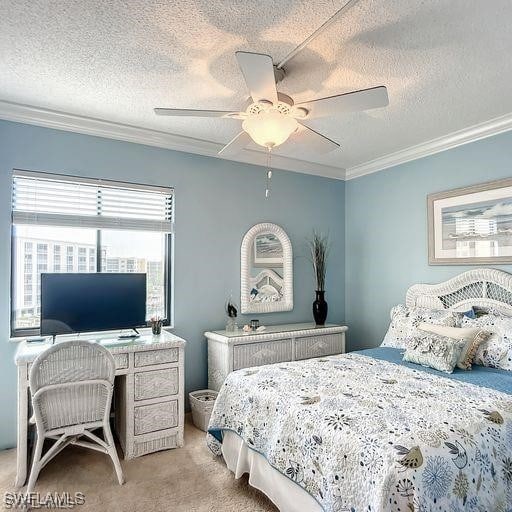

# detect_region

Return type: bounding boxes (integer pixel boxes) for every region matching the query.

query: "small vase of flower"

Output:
[225,299,238,332]
[150,316,163,335]
[308,231,329,326]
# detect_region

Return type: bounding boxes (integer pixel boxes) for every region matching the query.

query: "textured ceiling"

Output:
[1,0,512,175]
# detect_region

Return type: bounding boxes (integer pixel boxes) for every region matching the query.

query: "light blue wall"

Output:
[0,120,346,449]
[3,119,511,450]
[345,130,512,351]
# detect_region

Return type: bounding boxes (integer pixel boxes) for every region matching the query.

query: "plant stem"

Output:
[307,231,329,291]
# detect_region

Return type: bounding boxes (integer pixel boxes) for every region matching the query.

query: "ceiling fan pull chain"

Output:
[265,148,273,199]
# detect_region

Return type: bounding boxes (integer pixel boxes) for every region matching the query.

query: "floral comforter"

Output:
[207,353,512,512]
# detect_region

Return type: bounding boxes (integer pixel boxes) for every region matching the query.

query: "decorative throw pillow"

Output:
[418,322,491,370]
[403,333,466,373]
[381,305,461,349]
[461,314,512,370]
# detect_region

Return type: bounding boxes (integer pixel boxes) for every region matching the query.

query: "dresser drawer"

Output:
[233,339,293,370]
[113,353,128,370]
[295,334,344,360]
[134,348,179,367]
[134,368,179,401]
[134,400,178,435]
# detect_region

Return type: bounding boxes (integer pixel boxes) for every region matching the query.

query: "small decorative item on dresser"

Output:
[308,231,329,325]
[225,299,238,332]
[150,316,163,335]
[250,319,260,330]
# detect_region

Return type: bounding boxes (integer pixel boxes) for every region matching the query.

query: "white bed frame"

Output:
[406,268,512,315]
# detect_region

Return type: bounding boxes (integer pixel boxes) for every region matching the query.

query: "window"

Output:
[78,247,87,272]
[36,244,48,274]
[88,248,96,272]
[66,246,74,272]
[101,230,167,320]
[11,170,174,335]
[53,245,61,272]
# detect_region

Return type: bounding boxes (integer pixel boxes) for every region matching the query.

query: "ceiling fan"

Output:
[154,51,389,156]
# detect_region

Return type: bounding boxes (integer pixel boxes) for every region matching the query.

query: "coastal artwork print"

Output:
[253,233,283,266]
[428,178,512,264]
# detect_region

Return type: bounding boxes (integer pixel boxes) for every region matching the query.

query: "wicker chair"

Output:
[26,340,125,496]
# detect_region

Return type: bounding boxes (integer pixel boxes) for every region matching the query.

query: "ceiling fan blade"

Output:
[293,124,340,153]
[218,131,252,156]
[235,51,279,105]
[297,86,389,119]
[154,108,239,118]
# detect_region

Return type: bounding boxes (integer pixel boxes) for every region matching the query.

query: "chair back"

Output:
[29,341,115,432]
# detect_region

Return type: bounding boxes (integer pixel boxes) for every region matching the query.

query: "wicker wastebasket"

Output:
[189,389,218,431]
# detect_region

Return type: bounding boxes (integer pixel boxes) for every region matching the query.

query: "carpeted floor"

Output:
[0,417,277,511]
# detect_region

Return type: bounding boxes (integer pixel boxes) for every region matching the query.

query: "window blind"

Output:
[12,170,174,233]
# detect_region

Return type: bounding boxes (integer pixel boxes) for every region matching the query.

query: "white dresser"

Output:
[14,330,185,488]
[205,323,347,391]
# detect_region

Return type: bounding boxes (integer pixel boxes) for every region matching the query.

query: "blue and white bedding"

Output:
[207,348,512,512]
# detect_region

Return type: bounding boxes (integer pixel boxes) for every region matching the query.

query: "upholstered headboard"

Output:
[406,269,512,316]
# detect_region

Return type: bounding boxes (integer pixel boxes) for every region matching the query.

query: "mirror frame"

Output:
[240,222,293,314]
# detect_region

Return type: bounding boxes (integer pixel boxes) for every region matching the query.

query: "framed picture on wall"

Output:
[428,178,512,265]
[253,233,284,266]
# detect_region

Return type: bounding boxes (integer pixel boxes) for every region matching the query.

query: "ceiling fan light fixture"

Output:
[242,110,298,149]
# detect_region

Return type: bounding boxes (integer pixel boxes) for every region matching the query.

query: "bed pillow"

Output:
[418,322,491,370]
[381,304,461,349]
[461,314,512,370]
[403,333,466,373]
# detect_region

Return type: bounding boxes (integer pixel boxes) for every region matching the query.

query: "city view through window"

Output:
[13,225,166,331]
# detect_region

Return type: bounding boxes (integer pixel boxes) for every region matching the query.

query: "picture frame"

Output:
[428,178,512,265]
[253,232,284,266]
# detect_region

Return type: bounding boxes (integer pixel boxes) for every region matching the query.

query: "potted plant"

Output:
[307,232,329,325]
[150,316,163,335]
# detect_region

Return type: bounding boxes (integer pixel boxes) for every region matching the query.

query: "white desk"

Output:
[14,330,186,488]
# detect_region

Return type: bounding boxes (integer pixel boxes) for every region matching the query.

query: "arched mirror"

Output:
[240,223,293,313]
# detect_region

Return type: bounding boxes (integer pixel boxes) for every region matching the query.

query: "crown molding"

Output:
[0,100,345,180]
[345,113,512,180]
[3,100,511,183]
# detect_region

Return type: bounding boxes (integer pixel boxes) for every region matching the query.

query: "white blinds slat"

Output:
[12,212,174,232]
[12,171,174,233]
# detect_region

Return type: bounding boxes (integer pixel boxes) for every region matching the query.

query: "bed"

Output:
[207,269,512,511]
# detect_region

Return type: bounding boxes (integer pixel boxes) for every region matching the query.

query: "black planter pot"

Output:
[313,290,328,326]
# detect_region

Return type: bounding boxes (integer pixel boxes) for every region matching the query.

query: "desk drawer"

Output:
[233,339,293,370]
[134,348,179,367]
[295,334,344,360]
[134,368,179,401]
[134,400,178,435]
[113,353,128,370]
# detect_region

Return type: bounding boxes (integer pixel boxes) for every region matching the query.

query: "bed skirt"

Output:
[220,430,322,512]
